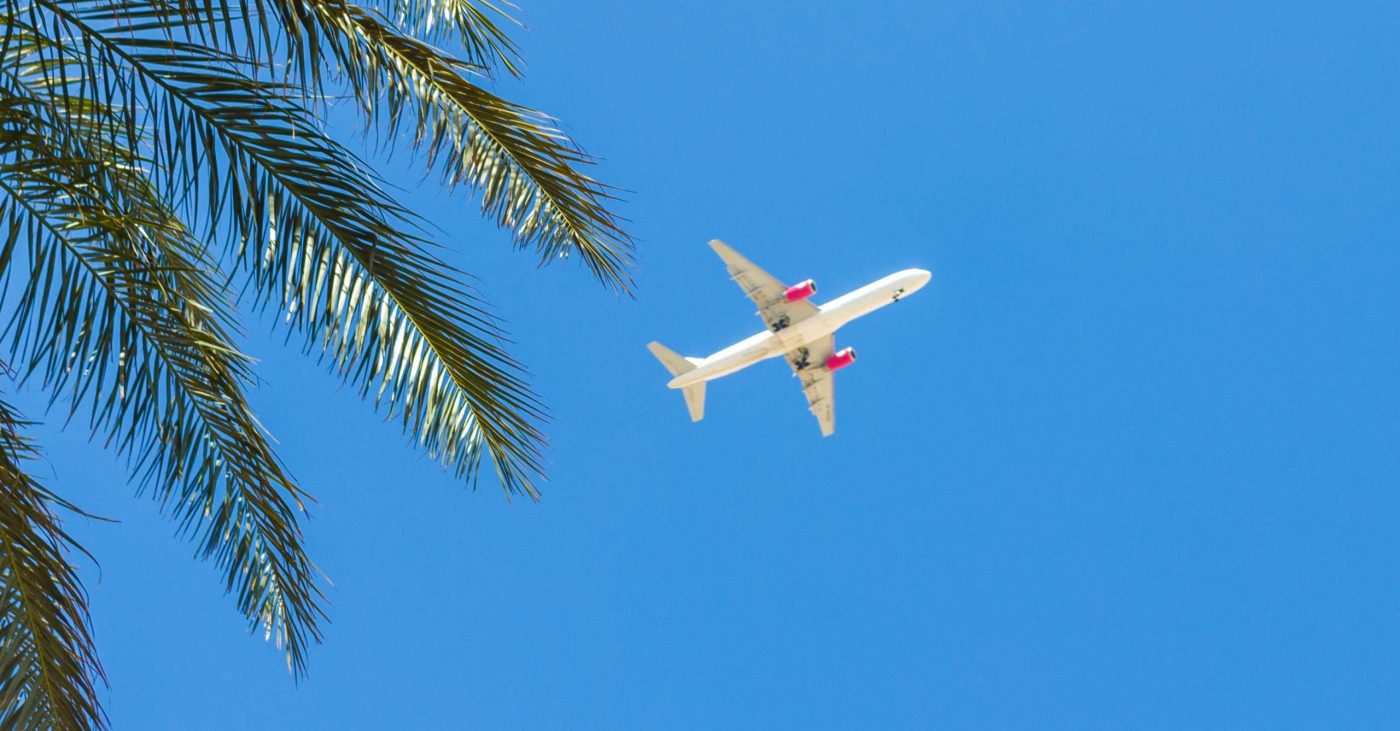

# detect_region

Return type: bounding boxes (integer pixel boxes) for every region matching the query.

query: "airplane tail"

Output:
[646,342,706,422]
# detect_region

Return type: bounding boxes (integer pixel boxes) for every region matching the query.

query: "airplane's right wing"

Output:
[709,240,819,332]
[785,335,836,437]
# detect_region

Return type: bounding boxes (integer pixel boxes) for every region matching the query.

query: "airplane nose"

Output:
[908,268,932,291]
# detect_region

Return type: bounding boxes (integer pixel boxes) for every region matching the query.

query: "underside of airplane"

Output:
[648,240,930,436]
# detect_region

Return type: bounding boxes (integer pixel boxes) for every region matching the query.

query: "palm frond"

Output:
[144,0,636,291]
[323,4,634,291]
[376,0,522,75]
[0,400,105,731]
[0,0,631,712]
[0,63,325,673]
[22,0,549,494]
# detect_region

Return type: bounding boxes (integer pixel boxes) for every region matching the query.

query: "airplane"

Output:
[647,240,931,436]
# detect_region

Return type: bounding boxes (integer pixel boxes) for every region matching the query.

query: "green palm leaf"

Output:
[29,0,547,492]
[150,0,635,291]
[377,0,522,75]
[0,0,631,725]
[0,65,324,673]
[324,4,635,290]
[0,400,104,731]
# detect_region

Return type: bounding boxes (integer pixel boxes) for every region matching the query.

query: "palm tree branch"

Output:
[0,73,324,673]
[359,0,521,75]
[0,399,105,731]
[24,0,547,493]
[0,171,325,674]
[319,4,634,291]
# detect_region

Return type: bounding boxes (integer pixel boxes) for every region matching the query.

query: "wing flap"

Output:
[709,240,819,332]
[785,335,837,437]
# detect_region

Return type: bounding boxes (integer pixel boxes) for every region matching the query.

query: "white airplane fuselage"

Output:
[668,268,932,389]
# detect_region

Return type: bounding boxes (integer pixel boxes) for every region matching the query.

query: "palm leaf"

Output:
[0,62,325,673]
[0,1,632,720]
[141,0,635,291]
[23,0,549,493]
[0,400,105,731]
[323,4,634,291]
[376,0,522,75]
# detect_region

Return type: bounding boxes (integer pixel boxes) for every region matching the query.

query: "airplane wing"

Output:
[785,335,837,437]
[709,240,819,332]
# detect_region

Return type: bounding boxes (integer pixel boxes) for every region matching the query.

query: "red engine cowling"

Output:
[783,279,818,302]
[825,347,857,371]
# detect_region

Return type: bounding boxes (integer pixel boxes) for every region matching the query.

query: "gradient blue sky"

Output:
[21,1,1400,728]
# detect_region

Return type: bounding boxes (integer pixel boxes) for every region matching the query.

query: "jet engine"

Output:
[783,279,818,302]
[825,347,857,371]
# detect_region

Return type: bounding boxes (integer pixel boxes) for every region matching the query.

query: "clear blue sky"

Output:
[22,1,1400,727]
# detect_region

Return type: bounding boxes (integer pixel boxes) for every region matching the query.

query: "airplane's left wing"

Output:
[785,335,837,437]
[709,240,819,332]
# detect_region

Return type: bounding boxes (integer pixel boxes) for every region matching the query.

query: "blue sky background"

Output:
[17,1,1400,727]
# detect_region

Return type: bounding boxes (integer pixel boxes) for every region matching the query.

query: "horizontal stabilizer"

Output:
[646,341,698,377]
[648,342,706,421]
[682,383,706,422]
